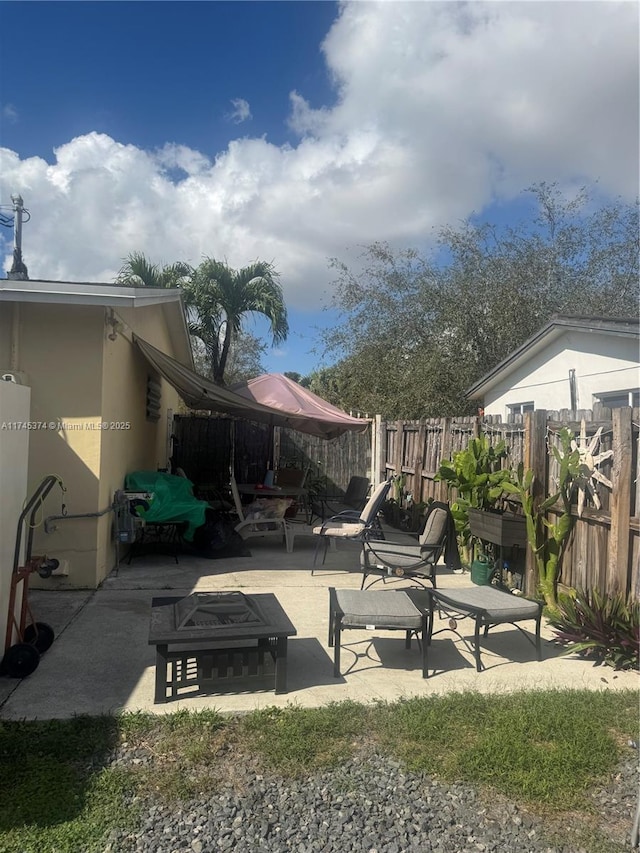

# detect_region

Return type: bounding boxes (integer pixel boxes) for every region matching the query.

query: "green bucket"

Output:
[471,557,494,585]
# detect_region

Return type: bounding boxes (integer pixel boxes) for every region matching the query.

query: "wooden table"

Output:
[149,592,297,702]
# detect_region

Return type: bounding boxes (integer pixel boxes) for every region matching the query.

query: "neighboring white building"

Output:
[466,315,640,418]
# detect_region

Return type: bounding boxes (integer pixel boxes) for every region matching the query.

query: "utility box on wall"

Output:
[0,379,31,649]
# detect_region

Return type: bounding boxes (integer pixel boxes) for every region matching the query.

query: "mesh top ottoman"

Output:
[328,587,430,678]
[427,586,543,675]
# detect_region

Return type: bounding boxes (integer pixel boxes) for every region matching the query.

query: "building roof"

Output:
[0,278,193,368]
[465,315,640,400]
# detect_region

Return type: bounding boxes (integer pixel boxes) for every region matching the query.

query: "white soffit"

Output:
[0,279,182,308]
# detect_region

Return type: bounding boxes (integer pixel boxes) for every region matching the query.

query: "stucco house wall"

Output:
[466,317,640,419]
[0,281,191,589]
[483,329,639,417]
[96,304,183,582]
[0,379,30,651]
[0,302,105,588]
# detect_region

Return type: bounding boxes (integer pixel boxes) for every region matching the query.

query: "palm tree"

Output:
[116,252,192,288]
[186,258,288,384]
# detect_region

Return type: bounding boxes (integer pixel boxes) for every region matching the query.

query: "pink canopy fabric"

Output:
[232,373,370,440]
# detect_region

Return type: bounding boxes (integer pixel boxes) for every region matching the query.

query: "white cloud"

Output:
[2,104,18,124]
[1,2,637,310]
[228,98,252,124]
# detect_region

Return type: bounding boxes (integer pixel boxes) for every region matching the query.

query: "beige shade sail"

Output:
[134,336,370,439]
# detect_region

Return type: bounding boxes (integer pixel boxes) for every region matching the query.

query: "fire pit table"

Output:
[149,592,297,703]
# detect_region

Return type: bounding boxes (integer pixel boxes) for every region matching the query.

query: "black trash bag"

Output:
[192,511,230,556]
[186,509,251,559]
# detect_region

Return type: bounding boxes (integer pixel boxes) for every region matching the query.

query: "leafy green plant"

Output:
[435,435,516,565]
[392,473,406,503]
[548,588,640,670]
[502,428,582,610]
[382,497,429,532]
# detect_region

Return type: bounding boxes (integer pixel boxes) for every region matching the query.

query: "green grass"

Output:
[0,690,637,853]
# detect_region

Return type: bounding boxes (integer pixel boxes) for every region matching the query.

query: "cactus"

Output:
[502,429,581,611]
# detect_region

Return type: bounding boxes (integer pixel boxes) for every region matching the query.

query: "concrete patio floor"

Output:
[1,531,636,720]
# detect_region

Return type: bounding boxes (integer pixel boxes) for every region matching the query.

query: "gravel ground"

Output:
[102,745,639,853]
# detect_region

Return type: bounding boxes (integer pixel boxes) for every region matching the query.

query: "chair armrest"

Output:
[318,517,365,535]
[329,509,362,520]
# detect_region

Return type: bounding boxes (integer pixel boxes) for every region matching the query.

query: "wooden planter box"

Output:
[468,508,527,549]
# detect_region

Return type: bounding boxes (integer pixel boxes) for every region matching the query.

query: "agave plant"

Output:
[549,588,639,671]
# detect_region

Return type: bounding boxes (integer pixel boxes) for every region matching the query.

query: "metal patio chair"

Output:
[311,479,392,568]
[359,500,460,589]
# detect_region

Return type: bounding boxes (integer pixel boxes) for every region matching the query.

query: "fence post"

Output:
[372,415,383,486]
[394,420,404,483]
[438,417,452,503]
[608,407,632,596]
[413,420,427,503]
[524,410,548,596]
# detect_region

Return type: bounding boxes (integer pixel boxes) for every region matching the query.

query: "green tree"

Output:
[114,253,288,386]
[116,252,192,288]
[320,184,639,418]
[191,330,268,385]
[186,258,288,385]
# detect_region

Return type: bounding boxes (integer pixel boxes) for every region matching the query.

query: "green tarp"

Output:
[124,471,208,541]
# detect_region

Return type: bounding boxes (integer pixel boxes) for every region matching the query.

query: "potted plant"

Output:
[382,474,408,530]
[436,435,517,566]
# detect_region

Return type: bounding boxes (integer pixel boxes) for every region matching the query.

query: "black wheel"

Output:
[1,643,40,678]
[23,622,55,654]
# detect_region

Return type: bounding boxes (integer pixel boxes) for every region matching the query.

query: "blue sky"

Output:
[1,1,638,377]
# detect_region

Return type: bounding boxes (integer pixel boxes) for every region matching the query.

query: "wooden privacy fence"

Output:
[378,408,639,600]
[173,408,638,598]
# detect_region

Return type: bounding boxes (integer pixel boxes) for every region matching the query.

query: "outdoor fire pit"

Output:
[173,592,266,629]
[149,592,297,702]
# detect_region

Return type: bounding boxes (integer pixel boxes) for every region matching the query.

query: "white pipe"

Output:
[10,303,19,371]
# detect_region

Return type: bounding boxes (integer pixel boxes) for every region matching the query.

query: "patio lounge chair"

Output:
[230,477,294,553]
[311,479,392,568]
[311,475,370,522]
[359,500,460,589]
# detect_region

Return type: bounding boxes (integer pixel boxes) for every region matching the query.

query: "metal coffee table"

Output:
[149,592,297,703]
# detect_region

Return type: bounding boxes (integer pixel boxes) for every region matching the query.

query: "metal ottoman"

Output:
[328,587,430,678]
[427,586,543,674]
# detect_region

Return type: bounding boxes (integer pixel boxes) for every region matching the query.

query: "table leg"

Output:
[154,645,168,704]
[274,636,288,694]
